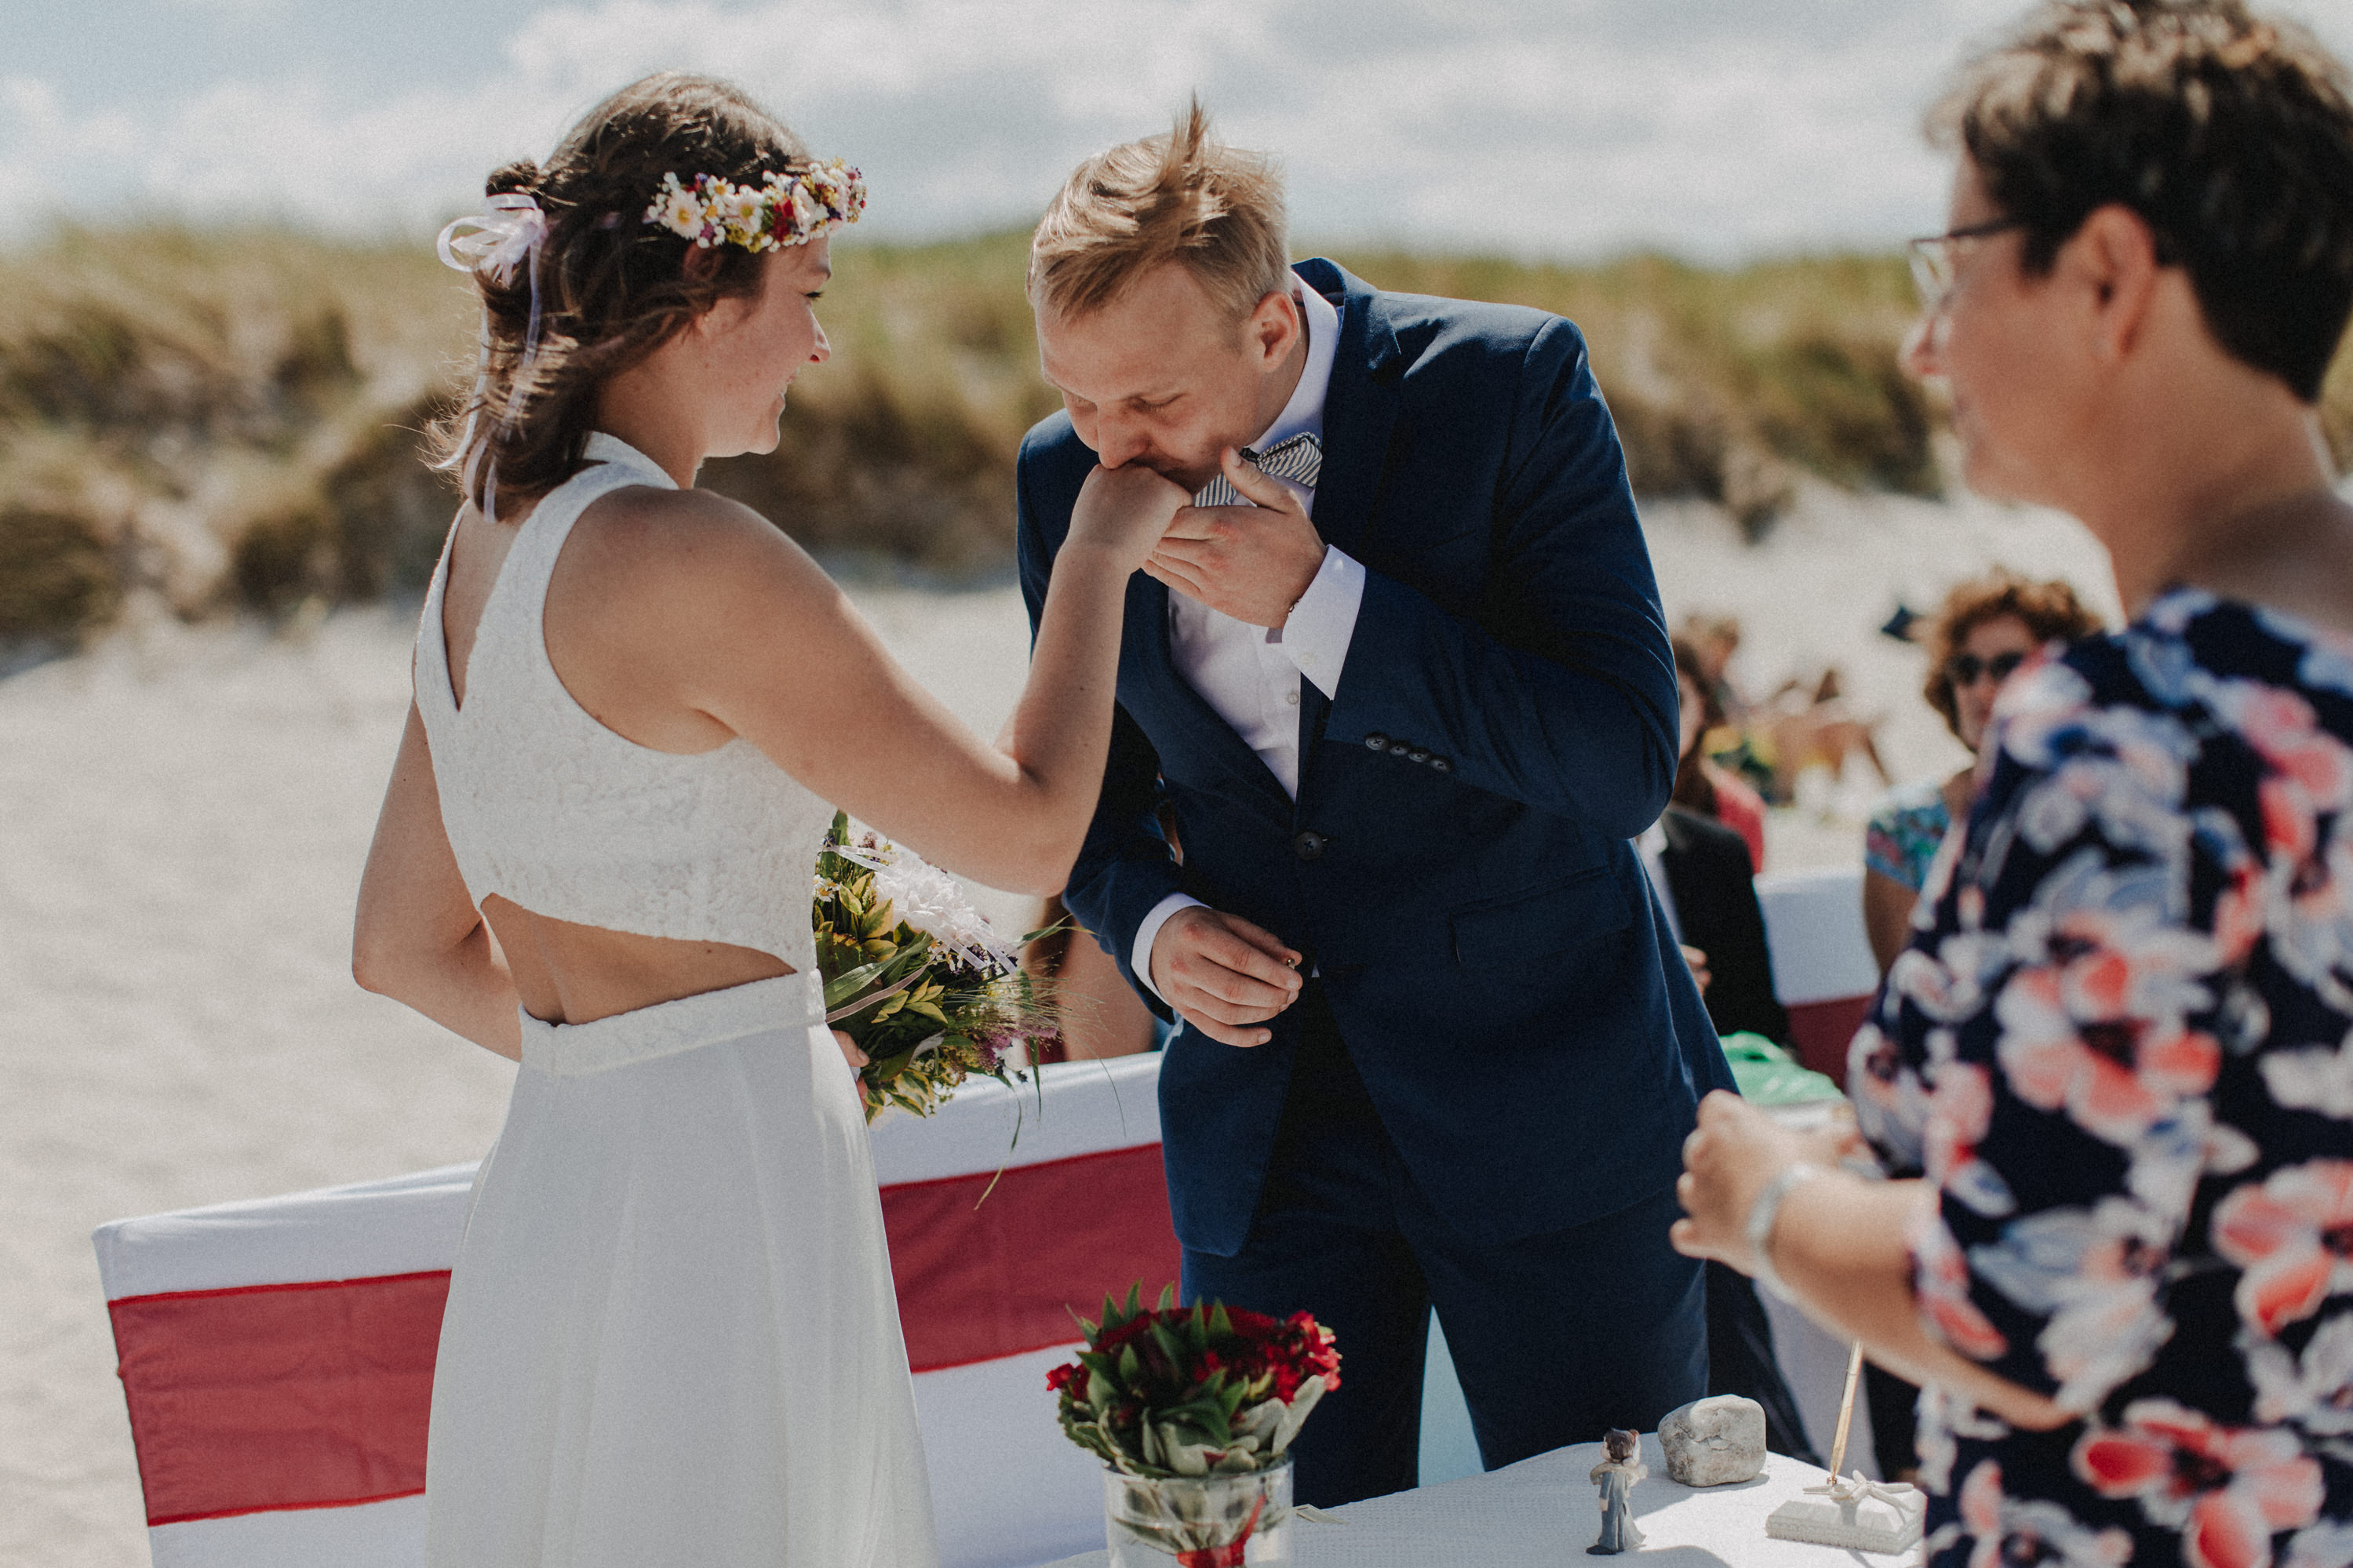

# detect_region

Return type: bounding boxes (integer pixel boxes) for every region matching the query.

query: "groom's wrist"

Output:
[1132,893,1207,1003]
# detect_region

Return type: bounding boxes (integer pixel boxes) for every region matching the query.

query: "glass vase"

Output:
[1103,1456,1293,1567]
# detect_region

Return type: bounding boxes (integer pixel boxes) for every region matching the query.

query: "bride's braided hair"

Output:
[430,72,810,515]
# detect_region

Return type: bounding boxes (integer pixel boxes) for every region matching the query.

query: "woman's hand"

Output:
[1143,449,1327,628]
[1672,1090,1817,1272]
[831,1029,869,1070]
[1068,464,1190,574]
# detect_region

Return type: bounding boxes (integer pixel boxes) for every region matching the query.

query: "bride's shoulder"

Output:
[570,486,816,590]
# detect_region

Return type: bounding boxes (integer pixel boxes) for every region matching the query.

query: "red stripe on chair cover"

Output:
[1785,994,1874,1088]
[881,1142,1182,1373]
[106,1271,450,1526]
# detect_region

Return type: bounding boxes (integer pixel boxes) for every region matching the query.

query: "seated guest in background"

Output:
[1645,638,1791,1046]
[1672,615,1769,870]
[1856,573,2098,1482]
[1640,642,1817,1466]
[1677,5,2353,1563]
[1861,573,2100,973]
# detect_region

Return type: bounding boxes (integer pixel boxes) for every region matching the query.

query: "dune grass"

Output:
[2,224,2348,646]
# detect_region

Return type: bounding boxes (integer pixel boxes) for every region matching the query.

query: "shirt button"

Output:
[1292,830,1329,861]
[1285,689,1301,707]
[1364,733,1389,751]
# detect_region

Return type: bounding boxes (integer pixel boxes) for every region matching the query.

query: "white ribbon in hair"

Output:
[433,194,552,523]
[436,192,548,286]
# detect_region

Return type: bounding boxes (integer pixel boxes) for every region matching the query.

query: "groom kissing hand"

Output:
[1017,103,1737,1508]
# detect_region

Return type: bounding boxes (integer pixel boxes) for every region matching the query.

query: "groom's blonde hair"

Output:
[1028,99,1290,325]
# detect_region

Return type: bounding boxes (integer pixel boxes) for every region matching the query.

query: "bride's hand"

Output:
[1068,464,1189,574]
[831,1029,869,1070]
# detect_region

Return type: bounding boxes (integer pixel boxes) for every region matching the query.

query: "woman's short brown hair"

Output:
[430,73,814,515]
[1932,0,2353,402]
[1921,571,2104,737]
[1027,100,1290,325]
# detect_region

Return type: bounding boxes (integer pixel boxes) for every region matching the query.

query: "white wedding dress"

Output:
[413,433,937,1566]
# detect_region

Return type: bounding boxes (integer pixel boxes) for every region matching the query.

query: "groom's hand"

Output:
[1149,905,1303,1048]
[1144,448,1325,629]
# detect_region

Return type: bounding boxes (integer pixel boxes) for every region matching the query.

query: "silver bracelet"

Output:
[1744,1160,1827,1304]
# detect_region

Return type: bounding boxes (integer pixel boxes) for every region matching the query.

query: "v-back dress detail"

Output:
[414,433,938,1567]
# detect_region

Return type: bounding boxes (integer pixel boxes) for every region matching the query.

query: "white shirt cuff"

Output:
[1130,892,1208,1005]
[1279,546,1364,699]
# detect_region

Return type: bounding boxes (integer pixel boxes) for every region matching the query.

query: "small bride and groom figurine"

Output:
[1589,1428,1646,1555]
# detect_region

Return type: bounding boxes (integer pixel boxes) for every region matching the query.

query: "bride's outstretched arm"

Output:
[352,703,524,1060]
[663,465,1183,893]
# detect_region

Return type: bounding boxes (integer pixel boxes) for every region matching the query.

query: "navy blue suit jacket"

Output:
[1016,260,1735,1258]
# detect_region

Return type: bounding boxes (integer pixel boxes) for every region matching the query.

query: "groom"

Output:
[1016,107,1736,1508]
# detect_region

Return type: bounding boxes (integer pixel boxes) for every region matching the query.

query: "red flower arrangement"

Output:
[1049,1284,1341,1480]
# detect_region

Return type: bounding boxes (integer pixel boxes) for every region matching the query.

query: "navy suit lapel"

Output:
[1296,262,1403,784]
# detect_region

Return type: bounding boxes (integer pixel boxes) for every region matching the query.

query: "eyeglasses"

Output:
[1907,219,2027,313]
[1946,649,2027,688]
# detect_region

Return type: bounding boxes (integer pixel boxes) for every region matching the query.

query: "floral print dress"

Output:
[1849,589,2353,1568]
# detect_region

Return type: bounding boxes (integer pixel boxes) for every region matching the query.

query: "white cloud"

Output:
[8,0,2353,260]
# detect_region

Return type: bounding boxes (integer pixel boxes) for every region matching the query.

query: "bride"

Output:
[351,72,1182,1566]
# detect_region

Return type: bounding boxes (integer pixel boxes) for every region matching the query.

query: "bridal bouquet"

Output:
[1052,1286,1339,1566]
[812,813,1063,1122]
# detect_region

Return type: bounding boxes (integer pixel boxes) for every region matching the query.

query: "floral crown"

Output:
[643,160,866,252]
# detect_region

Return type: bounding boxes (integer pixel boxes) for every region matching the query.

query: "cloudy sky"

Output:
[9,0,2352,261]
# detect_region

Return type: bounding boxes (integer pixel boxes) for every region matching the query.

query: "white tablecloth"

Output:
[1037,1432,1925,1566]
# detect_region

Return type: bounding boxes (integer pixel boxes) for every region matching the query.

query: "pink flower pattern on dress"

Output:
[2213,1161,2353,1338]
[1951,1459,2133,1568]
[1991,923,2221,1148]
[2074,1399,2323,1568]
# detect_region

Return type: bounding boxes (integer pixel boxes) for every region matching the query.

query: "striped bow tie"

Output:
[1192,431,1323,508]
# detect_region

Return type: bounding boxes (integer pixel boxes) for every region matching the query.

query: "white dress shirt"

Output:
[1131,272,1367,1000]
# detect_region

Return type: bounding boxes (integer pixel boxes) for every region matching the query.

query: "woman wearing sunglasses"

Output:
[1862,573,2101,977]
[1676,2,2353,1564]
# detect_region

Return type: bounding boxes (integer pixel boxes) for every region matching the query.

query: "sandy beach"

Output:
[0,487,2115,1565]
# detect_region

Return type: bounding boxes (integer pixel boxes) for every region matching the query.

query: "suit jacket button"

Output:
[1363,733,1389,751]
[1387,740,1411,756]
[1408,748,1431,764]
[1292,830,1329,861]
[1430,756,1453,773]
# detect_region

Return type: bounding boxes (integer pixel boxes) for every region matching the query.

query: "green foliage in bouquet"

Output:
[813,812,1063,1122]
[1047,1284,1342,1479]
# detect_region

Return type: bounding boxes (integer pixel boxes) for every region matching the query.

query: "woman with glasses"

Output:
[1675,3,2353,1564]
[1863,573,2101,977]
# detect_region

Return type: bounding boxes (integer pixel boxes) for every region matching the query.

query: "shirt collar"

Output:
[1248,266,1339,454]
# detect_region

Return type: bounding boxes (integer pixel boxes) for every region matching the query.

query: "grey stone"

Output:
[1656,1395,1767,1487]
